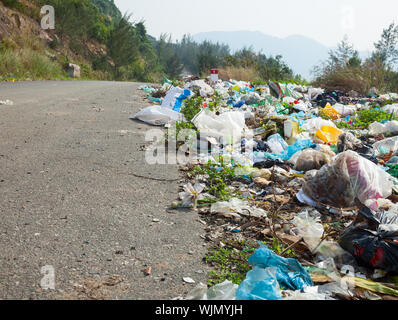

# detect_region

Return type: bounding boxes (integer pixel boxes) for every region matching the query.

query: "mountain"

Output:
[192,31,371,80]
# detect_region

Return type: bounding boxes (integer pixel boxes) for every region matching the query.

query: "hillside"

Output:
[0,0,162,81]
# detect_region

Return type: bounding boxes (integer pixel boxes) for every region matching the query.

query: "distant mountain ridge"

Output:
[192,31,371,80]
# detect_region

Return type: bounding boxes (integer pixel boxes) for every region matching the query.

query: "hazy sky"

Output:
[114,0,398,51]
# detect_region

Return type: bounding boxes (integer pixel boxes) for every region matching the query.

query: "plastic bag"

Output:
[337,132,364,153]
[192,109,247,144]
[185,80,214,97]
[293,149,332,172]
[292,210,324,252]
[236,267,282,300]
[316,126,344,144]
[299,151,394,209]
[266,134,288,154]
[161,87,192,112]
[131,105,185,126]
[280,140,315,161]
[210,198,268,219]
[339,206,398,273]
[332,103,357,117]
[321,104,341,120]
[283,289,332,300]
[382,103,398,115]
[247,243,313,291]
[186,281,239,300]
[301,118,336,133]
[373,136,398,156]
[369,121,398,136]
[308,87,324,101]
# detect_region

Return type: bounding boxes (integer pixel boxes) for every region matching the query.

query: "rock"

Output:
[67,63,81,78]
[183,277,195,284]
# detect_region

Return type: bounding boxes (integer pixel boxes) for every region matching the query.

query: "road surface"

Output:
[0,80,207,300]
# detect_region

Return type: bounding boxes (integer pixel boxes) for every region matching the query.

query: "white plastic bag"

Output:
[302,118,336,133]
[369,121,398,136]
[161,87,192,111]
[185,281,239,300]
[382,103,398,115]
[185,80,214,97]
[192,109,248,144]
[266,134,288,154]
[131,105,185,126]
[332,103,357,117]
[373,136,398,156]
[307,87,324,101]
[299,151,394,210]
[292,210,324,252]
[210,198,268,218]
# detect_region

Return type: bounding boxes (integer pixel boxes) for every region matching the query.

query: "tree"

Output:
[374,22,398,68]
[155,34,183,79]
[328,35,359,68]
[107,14,139,76]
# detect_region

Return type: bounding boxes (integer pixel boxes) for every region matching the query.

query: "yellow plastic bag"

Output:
[316,126,344,144]
[321,104,341,120]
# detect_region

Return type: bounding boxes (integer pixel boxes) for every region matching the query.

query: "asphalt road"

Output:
[0,81,207,300]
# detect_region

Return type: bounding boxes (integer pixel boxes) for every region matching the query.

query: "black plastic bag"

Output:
[339,206,398,273]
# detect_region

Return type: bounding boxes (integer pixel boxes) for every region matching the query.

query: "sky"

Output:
[114,0,398,51]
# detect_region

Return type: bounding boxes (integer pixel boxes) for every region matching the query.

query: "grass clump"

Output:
[205,240,257,286]
[0,48,64,80]
[336,109,398,130]
[191,159,237,201]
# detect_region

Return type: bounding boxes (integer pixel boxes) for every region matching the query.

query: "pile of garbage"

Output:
[133,75,398,301]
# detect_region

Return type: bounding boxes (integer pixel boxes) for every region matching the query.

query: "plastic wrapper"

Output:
[131,105,185,126]
[339,206,398,273]
[299,151,394,209]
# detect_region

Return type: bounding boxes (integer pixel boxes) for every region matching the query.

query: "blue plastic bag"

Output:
[236,243,313,300]
[248,243,313,291]
[253,140,315,163]
[236,267,282,300]
[173,89,192,112]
